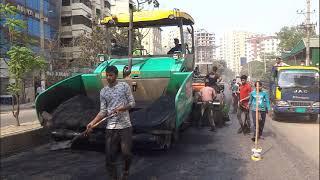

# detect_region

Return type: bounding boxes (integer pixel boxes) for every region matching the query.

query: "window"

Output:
[60,38,73,47]
[61,17,72,26]
[96,9,101,17]
[27,0,40,11]
[62,0,71,6]
[27,18,40,37]
[104,0,111,9]
[73,15,91,27]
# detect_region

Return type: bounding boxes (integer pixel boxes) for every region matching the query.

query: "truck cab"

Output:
[270,66,319,121]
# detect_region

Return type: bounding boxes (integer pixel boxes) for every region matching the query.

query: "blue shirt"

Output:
[249,90,271,111]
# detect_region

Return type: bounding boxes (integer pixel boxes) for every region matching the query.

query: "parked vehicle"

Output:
[270,66,319,121]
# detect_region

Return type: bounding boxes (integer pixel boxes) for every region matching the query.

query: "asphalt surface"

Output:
[1,111,319,180]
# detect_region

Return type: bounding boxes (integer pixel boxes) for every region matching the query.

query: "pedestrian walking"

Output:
[86,65,135,180]
[249,81,271,141]
[237,75,252,134]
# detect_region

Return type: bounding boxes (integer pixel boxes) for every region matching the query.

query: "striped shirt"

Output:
[99,82,135,129]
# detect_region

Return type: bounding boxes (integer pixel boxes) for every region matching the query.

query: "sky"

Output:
[159,0,319,38]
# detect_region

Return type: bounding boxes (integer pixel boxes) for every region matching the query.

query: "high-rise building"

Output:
[110,0,128,14]
[0,0,61,101]
[141,27,162,55]
[195,29,215,63]
[246,35,280,62]
[60,0,111,63]
[220,31,253,75]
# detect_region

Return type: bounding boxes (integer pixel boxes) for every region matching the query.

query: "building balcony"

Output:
[62,3,92,17]
[60,25,92,38]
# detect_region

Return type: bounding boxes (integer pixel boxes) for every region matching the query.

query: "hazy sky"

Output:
[159,0,319,38]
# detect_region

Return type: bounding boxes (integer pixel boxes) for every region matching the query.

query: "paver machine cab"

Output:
[35,9,196,149]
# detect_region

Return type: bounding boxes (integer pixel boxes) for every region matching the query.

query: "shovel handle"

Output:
[85,113,117,134]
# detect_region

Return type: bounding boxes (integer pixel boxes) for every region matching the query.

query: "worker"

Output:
[237,75,252,135]
[198,81,217,131]
[231,79,239,113]
[300,60,306,66]
[206,66,222,92]
[167,38,182,54]
[249,81,271,141]
[86,65,135,180]
[273,57,289,67]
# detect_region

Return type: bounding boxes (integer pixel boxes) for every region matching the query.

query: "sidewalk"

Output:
[0,120,42,138]
[0,102,35,113]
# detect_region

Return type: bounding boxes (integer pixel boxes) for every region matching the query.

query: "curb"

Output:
[0,127,49,157]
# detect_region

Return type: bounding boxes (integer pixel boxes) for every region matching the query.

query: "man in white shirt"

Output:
[274,57,289,67]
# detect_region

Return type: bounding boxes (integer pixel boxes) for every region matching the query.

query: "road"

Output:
[1,112,319,180]
[0,109,37,127]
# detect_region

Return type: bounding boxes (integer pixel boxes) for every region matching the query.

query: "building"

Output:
[220,31,253,75]
[141,27,162,55]
[195,29,215,63]
[60,0,111,64]
[246,35,280,63]
[0,0,61,102]
[110,0,129,14]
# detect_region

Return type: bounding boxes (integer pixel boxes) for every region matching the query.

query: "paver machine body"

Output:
[36,9,196,149]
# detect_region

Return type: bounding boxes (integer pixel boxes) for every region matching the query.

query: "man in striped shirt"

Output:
[87,65,135,180]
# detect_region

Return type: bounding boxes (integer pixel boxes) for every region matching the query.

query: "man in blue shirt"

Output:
[249,81,271,141]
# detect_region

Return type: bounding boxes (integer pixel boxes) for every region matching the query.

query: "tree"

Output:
[276,26,316,52]
[240,60,275,82]
[212,60,235,81]
[7,46,45,126]
[1,3,46,126]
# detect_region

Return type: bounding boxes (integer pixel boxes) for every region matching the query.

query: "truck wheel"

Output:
[310,114,318,121]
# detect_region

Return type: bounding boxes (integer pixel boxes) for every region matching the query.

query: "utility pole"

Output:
[305,0,311,66]
[297,0,316,66]
[40,0,46,90]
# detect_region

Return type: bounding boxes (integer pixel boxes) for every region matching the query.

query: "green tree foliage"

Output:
[7,46,46,125]
[1,3,46,125]
[240,60,275,82]
[276,26,316,52]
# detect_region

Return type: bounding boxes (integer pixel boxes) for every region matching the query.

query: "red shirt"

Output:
[239,83,252,107]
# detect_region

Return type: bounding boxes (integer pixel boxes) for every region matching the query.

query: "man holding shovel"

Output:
[86,65,135,180]
[248,81,271,141]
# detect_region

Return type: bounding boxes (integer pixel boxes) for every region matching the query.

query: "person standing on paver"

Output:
[86,65,135,180]
[249,81,271,141]
[237,75,252,134]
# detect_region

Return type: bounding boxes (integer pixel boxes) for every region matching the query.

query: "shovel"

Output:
[50,113,117,151]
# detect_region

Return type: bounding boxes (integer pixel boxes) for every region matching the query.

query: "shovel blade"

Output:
[50,140,72,151]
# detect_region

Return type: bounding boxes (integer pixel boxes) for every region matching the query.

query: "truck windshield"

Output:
[278,70,319,88]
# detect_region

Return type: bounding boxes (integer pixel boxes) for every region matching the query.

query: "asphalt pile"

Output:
[131,95,176,131]
[51,95,99,130]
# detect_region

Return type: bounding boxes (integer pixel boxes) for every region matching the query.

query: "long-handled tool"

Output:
[251,82,262,161]
[50,113,117,151]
